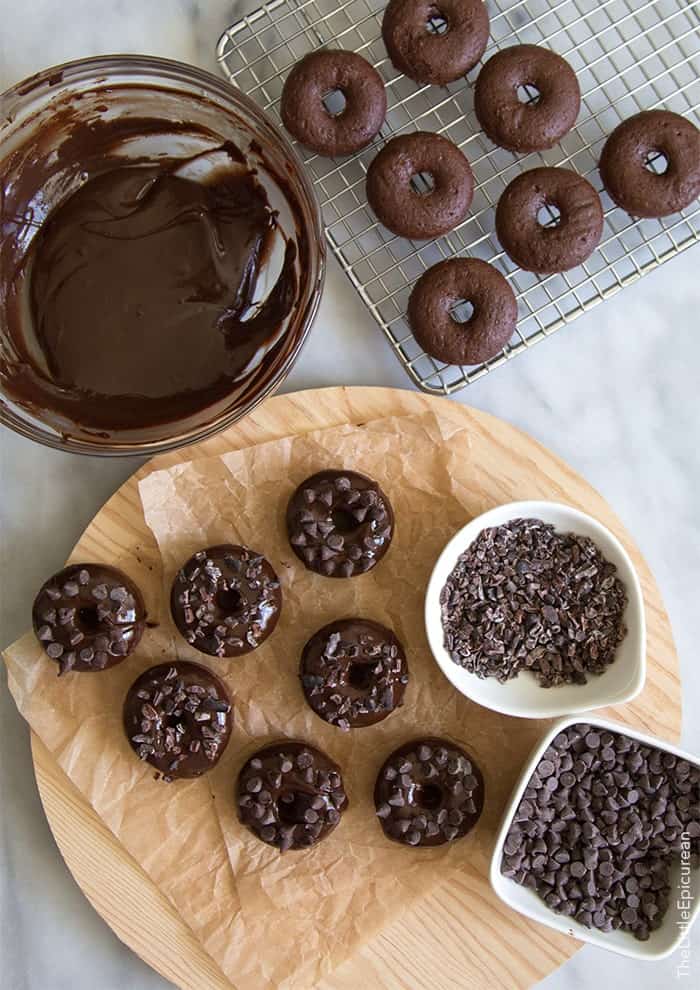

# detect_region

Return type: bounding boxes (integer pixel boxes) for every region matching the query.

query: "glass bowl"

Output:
[0,55,325,455]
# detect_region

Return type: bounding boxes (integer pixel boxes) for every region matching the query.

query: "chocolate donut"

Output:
[382,0,490,86]
[475,44,580,153]
[408,258,517,365]
[300,618,408,730]
[123,661,232,781]
[496,167,604,274]
[599,110,700,218]
[170,545,282,657]
[237,741,348,850]
[280,50,387,157]
[286,470,394,578]
[32,563,145,675]
[375,738,484,847]
[366,132,474,239]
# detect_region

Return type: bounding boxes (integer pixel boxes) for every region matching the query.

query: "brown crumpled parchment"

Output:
[4,411,542,990]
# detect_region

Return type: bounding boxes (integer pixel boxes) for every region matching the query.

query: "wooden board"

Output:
[30,386,681,990]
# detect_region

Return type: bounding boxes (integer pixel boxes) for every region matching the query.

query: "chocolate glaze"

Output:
[0,90,308,438]
[123,661,233,780]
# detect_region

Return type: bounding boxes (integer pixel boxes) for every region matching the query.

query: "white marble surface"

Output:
[1,2,698,988]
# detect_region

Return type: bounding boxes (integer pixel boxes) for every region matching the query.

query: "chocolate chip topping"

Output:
[170,544,282,658]
[300,618,408,730]
[374,737,484,847]
[123,661,233,781]
[237,741,348,851]
[440,518,628,687]
[286,470,394,578]
[502,724,700,940]
[32,563,146,675]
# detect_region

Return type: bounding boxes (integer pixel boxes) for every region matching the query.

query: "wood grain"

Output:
[31,386,681,990]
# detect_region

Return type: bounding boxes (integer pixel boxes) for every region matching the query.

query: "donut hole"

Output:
[415,783,443,810]
[322,88,347,118]
[348,661,373,691]
[537,202,562,229]
[516,82,541,106]
[78,605,101,631]
[410,171,436,196]
[216,588,243,614]
[644,149,669,175]
[426,9,448,35]
[331,508,357,533]
[278,790,316,825]
[449,298,475,324]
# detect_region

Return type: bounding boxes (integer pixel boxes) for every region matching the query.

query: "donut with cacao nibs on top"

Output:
[286,470,394,577]
[374,737,484,847]
[170,545,282,658]
[123,661,232,781]
[32,563,146,675]
[300,618,409,730]
[237,741,348,851]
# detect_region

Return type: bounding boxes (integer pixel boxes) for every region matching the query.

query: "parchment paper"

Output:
[4,411,545,990]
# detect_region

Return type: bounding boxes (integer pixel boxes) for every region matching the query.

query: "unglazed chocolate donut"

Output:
[123,661,233,781]
[286,470,394,577]
[599,110,700,218]
[32,563,146,675]
[280,49,387,157]
[382,0,490,86]
[408,258,517,365]
[300,618,409,729]
[475,44,580,153]
[237,741,348,850]
[375,737,484,846]
[496,167,604,273]
[366,132,474,239]
[170,545,282,657]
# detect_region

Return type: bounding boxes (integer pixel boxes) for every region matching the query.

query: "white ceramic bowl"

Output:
[425,501,646,719]
[490,715,700,960]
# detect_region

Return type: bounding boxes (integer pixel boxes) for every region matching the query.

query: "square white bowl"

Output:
[424,500,646,719]
[489,715,700,960]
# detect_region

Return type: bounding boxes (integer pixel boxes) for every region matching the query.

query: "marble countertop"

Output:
[1,2,698,988]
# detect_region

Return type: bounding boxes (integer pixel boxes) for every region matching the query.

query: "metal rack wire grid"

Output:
[218,0,700,395]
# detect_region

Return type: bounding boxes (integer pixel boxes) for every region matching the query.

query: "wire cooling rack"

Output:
[218,0,700,394]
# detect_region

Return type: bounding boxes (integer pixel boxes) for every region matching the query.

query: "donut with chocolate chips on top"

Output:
[301,618,409,729]
[375,737,485,847]
[170,545,282,658]
[123,661,232,781]
[286,470,394,577]
[237,741,348,851]
[32,563,146,675]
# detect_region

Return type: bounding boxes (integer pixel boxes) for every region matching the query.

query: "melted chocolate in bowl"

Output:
[0,58,324,451]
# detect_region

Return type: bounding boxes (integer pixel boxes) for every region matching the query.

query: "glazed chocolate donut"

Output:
[300,618,408,730]
[408,258,517,365]
[366,132,474,239]
[286,470,394,578]
[599,110,700,218]
[280,50,387,157]
[237,741,348,850]
[382,0,490,86]
[32,563,145,675]
[375,737,484,847]
[496,167,604,274]
[475,44,580,153]
[170,545,282,657]
[123,661,232,781]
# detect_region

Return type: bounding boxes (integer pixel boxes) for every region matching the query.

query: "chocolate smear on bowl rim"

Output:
[440,517,628,687]
[502,723,700,940]
[123,661,233,781]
